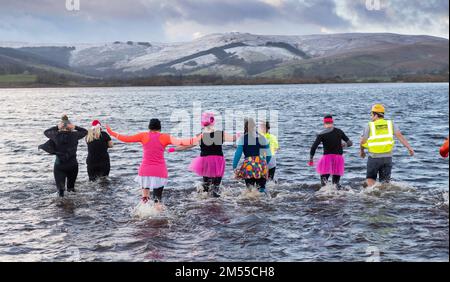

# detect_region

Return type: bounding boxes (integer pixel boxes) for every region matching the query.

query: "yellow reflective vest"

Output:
[363,119,395,154]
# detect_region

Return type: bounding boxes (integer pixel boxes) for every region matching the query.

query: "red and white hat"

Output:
[92,120,101,127]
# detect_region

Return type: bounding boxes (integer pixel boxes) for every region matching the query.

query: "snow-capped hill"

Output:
[1,32,447,79]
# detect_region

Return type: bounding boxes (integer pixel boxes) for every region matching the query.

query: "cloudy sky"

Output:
[0,0,448,43]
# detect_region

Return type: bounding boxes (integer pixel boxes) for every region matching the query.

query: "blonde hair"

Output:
[86,126,101,143]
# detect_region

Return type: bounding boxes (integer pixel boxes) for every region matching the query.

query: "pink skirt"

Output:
[189,156,225,178]
[316,154,345,176]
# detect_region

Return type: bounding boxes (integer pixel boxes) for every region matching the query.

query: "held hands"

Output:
[307,160,314,167]
[168,148,176,153]
[408,147,415,157]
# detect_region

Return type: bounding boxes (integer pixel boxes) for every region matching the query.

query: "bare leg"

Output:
[142,188,150,203]
[366,178,376,187]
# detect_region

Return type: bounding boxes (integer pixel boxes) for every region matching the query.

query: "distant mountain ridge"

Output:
[1,32,448,84]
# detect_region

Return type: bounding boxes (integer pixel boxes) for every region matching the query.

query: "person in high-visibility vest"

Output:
[360,104,415,187]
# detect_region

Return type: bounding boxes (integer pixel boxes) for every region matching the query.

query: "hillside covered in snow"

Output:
[1,32,448,82]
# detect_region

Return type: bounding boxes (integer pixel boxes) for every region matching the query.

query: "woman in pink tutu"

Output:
[177,113,237,197]
[309,115,353,188]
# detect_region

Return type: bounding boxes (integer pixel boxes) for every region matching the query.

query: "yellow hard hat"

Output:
[371,104,385,114]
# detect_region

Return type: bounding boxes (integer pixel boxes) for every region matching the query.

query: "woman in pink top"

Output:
[107,119,199,204]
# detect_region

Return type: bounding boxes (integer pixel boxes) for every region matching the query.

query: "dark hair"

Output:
[244,118,256,134]
[372,112,384,118]
[324,114,333,120]
[148,119,161,131]
[265,121,271,131]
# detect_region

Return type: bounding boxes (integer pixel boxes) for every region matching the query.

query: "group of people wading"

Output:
[40,104,448,208]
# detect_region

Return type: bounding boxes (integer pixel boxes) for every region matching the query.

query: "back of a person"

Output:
[87,131,110,163]
[243,133,268,157]
[141,132,166,177]
[54,131,79,163]
[320,127,344,155]
[200,130,224,157]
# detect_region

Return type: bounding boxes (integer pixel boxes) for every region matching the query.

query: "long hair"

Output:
[244,118,256,134]
[86,126,101,143]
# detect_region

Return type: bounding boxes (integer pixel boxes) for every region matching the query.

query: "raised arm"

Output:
[162,134,201,147]
[223,132,238,143]
[44,126,59,141]
[106,126,146,143]
[74,126,88,140]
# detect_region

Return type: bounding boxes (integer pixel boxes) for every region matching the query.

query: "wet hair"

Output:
[61,115,69,122]
[148,119,161,131]
[244,118,256,134]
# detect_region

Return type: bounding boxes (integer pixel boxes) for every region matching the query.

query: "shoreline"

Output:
[1,77,448,89]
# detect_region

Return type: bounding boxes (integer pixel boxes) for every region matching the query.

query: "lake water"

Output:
[0,83,448,261]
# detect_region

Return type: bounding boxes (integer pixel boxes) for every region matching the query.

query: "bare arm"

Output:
[359,135,368,159]
[395,130,415,156]
[174,145,196,151]
[223,132,237,142]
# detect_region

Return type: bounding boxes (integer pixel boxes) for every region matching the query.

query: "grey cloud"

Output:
[340,0,449,31]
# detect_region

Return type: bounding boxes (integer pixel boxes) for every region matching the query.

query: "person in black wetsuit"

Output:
[44,115,88,197]
[309,115,353,188]
[86,120,113,181]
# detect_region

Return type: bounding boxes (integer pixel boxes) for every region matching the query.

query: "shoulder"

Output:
[317,128,331,136]
[335,128,345,134]
[101,131,111,138]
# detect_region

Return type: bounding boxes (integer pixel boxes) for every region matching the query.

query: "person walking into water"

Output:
[106,119,199,206]
[86,120,113,181]
[360,104,415,187]
[259,121,279,182]
[233,118,272,194]
[309,115,352,188]
[175,112,237,198]
[44,115,88,197]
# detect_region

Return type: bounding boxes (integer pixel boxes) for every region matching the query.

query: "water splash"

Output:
[132,201,167,219]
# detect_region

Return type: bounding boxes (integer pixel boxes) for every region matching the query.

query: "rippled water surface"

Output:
[0,83,448,261]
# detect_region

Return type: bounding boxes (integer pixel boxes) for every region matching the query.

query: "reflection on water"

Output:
[0,83,448,261]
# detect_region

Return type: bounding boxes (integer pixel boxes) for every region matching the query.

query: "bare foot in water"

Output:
[155,203,165,212]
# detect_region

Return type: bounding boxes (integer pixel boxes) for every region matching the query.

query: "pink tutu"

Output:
[189,156,225,178]
[316,154,345,176]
